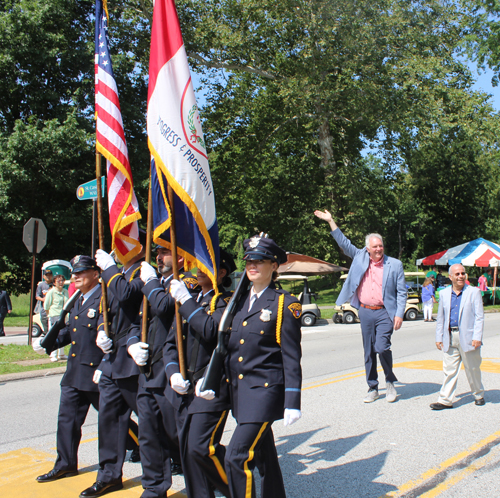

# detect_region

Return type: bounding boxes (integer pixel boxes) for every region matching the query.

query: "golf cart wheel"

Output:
[32,324,43,337]
[343,311,355,324]
[301,313,316,327]
[405,308,418,321]
[333,313,343,324]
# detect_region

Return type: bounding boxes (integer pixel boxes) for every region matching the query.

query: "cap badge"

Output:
[73,255,81,266]
[260,309,272,322]
[249,236,261,248]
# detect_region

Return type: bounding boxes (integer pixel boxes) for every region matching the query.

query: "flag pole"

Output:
[167,184,187,379]
[96,151,110,336]
[141,166,154,343]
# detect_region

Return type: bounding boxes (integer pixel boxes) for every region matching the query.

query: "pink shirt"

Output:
[357,257,384,306]
[478,275,488,292]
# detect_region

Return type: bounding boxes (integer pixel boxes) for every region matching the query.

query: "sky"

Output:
[470,65,500,111]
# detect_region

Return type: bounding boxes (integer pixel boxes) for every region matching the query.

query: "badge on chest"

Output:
[260,309,272,322]
[87,309,96,318]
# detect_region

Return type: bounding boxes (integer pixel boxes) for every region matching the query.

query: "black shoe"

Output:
[171,460,183,475]
[37,467,78,482]
[129,448,141,462]
[430,402,453,410]
[0,332,5,337]
[79,480,123,497]
[475,398,486,406]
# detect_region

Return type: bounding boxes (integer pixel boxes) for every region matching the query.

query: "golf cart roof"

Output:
[276,274,309,281]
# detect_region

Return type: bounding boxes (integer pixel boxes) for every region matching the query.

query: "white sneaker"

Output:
[50,357,60,363]
[386,382,397,403]
[59,355,68,361]
[364,389,379,403]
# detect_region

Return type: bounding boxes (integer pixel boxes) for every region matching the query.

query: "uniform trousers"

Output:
[358,306,397,389]
[180,410,230,498]
[97,373,139,483]
[54,385,99,471]
[225,422,286,498]
[137,385,180,498]
[437,330,484,405]
[0,314,5,335]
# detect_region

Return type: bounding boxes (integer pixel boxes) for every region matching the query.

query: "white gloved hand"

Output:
[93,370,102,384]
[170,373,190,395]
[128,342,149,366]
[140,261,158,284]
[32,337,46,355]
[283,408,302,427]
[96,330,113,353]
[95,249,115,271]
[170,279,192,304]
[195,378,215,400]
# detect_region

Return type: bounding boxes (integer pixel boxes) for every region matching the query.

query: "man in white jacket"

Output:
[431,263,485,410]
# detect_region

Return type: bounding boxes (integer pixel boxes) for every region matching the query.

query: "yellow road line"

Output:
[381,431,500,497]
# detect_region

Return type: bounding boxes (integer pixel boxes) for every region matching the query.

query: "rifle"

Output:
[40,289,82,352]
[201,272,250,396]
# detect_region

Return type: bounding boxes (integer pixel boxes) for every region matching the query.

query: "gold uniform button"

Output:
[264,382,269,387]
[226,379,229,383]
[238,356,243,362]
[72,341,76,345]
[139,311,143,316]
[90,363,93,366]
[88,324,91,327]
[71,353,76,357]
[240,339,245,344]
[242,321,248,326]
[73,328,77,332]
[183,335,186,340]
[75,316,78,320]
[238,374,244,379]
[260,330,264,335]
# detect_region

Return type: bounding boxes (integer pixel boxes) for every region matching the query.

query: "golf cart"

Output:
[332,272,422,324]
[276,275,321,326]
[31,259,72,338]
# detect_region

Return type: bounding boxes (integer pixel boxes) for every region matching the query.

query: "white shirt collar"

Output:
[82,284,100,304]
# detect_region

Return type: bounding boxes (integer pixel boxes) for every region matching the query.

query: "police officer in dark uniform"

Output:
[166,249,236,498]
[224,235,303,498]
[79,243,146,498]
[127,245,198,498]
[34,256,104,483]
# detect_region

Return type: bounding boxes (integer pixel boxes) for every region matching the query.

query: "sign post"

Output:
[76,177,105,256]
[23,218,47,345]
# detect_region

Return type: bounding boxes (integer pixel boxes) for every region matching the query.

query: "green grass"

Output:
[0,343,70,375]
[4,293,31,327]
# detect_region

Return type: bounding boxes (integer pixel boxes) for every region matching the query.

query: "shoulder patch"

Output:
[182,277,198,289]
[288,302,302,319]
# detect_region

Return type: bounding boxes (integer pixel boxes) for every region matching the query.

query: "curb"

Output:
[0,366,66,383]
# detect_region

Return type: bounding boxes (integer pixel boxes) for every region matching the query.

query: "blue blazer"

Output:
[332,228,407,322]
[435,285,484,353]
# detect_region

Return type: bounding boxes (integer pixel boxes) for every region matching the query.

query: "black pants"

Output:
[54,385,99,472]
[0,314,5,335]
[180,410,230,498]
[97,373,139,483]
[225,422,286,498]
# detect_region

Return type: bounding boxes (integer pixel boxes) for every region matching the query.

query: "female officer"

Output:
[224,234,303,498]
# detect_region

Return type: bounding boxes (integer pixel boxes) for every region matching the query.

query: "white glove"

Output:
[96,330,113,353]
[93,370,102,384]
[170,279,192,304]
[195,378,215,400]
[32,337,46,355]
[95,249,115,271]
[170,373,190,395]
[140,261,158,284]
[283,408,302,427]
[128,342,149,366]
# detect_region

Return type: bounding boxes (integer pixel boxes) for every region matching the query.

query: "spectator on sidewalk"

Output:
[44,274,69,362]
[0,288,12,336]
[35,269,53,332]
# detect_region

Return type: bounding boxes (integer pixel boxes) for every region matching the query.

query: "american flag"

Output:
[95,0,141,265]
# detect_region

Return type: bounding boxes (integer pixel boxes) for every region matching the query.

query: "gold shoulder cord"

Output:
[129,266,141,282]
[209,292,221,315]
[276,293,285,346]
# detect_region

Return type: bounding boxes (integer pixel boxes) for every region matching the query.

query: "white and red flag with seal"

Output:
[147,0,219,289]
[95,0,142,265]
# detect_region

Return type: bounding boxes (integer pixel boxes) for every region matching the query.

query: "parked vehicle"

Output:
[276,275,321,326]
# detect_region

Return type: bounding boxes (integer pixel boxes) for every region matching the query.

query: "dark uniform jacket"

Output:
[0,290,12,316]
[128,272,198,389]
[163,287,232,414]
[98,261,144,379]
[51,286,104,392]
[227,283,302,424]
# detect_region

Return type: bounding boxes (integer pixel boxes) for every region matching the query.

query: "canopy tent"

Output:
[461,246,500,267]
[278,252,347,275]
[416,239,500,267]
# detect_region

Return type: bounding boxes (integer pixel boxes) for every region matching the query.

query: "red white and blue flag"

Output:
[95,0,141,265]
[147,0,219,288]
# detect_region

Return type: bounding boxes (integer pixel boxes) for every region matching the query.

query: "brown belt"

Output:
[360,303,384,310]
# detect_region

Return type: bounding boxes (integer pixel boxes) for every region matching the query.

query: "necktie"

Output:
[248,294,257,312]
[79,295,84,308]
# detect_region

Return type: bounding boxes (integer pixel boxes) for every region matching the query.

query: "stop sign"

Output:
[23,218,47,254]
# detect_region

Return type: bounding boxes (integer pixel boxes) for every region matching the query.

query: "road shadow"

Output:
[454,388,500,406]
[393,381,442,401]
[273,429,397,498]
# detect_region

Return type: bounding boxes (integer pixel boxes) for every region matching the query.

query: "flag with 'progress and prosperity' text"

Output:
[95,0,141,265]
[147,0,219,287]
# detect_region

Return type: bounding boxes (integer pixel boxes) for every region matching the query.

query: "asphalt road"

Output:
[2,315,500,497]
